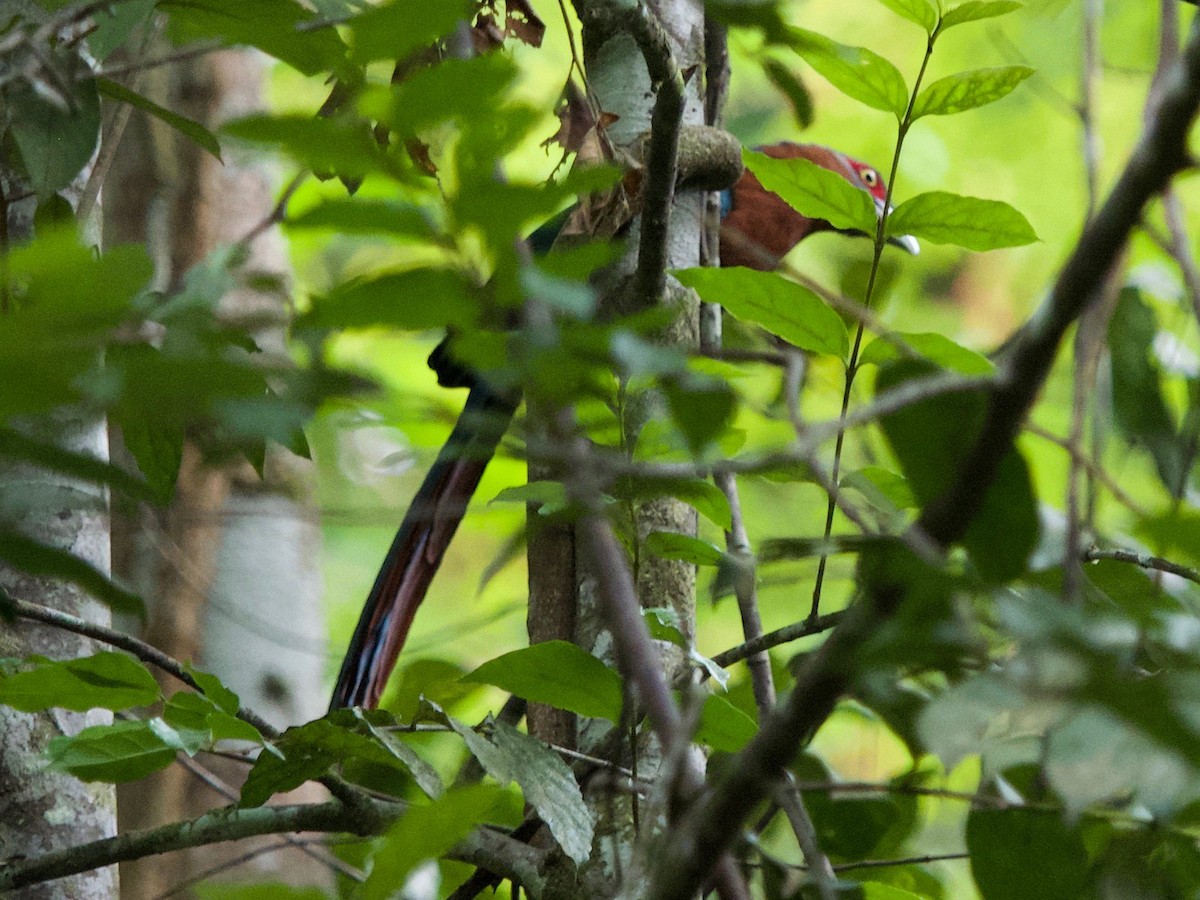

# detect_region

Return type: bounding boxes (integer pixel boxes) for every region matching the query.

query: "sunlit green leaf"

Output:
[287,199,434,237]
[300,269,479,332]
[47,720,176,782]
[161,0,348,76]
[612,475,734,531]
[888,192,1038,250]
[940,0,1023,30]
[464,642,624,722]
[742,148,878,235]
[0,652,159,712]
[787,27,909,117]
[676,267,848,358]
[645,532,724,566]
[861,331,996,375]
[347,0,469,63]
[875,0,937,32]
[363,785,503,900]
[912,67,1033,119]
[696,694,758,751]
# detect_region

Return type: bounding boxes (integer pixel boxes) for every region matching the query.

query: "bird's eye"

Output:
[861,169,880,188]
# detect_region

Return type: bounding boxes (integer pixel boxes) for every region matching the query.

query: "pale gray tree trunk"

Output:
[106,47,327,896]
[0,123,118,900]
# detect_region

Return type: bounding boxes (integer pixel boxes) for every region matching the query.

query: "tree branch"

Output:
[647,12,1200,899]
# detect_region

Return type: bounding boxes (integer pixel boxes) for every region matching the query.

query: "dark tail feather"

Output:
[329,386,518,710]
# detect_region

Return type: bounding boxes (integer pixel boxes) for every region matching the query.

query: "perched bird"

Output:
[329,142,917,710]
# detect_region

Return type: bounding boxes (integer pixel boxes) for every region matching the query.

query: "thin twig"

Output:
[1082,545,1200,584]
[711,612,843,669]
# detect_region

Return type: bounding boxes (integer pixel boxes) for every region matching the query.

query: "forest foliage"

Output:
[3,0,1200,897]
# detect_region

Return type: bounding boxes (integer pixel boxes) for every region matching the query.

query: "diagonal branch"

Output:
[646,12,1200,899]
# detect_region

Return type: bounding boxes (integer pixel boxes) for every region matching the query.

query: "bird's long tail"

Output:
[329,385,518,710]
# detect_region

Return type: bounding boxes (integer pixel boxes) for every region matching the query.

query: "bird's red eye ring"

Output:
[861,168,880,188]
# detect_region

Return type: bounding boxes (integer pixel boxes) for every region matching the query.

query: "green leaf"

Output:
[940,0,1023,30]
[912,66,1033,119]
[761,58,815,128]
[161,0,349,76]
[223,115,386,181]
[452,720,593,865]
[611,475,734,531]
[888,192,1038,250]
[876,360,1038,582]
[287,199,434,237]
[0,426,155,503]
[645,532,724,566]
[463,642,624,722]
[0,652,160,712]
[875,0,937,32]
[664,376,737,454]
[967,807,1088,900]
[47,720,176,782]
[742,148,878,235]
[162,692,262,748]
[299,269,479,332]
[676,267,848,358]
[787,27,909,117]
[96,78,222,159]
[843,466,917,513]
[696,694,758,751]
[1045,707,1199,819]
[115,416,184,506]
[0,530,144,615]
[1108,287,1186,495]
[363,784,502,900]
[860,332,996,375]
[184,665,242,716]
[9,80,101,198]
[347,0,470,63]
[241,711,420,807]
[89,0,157,59]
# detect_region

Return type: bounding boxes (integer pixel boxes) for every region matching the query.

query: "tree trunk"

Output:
[526,1,709,894]
[0,108,117,900]
[107,47,328,896]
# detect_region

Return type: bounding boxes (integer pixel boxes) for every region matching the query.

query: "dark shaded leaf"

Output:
[96,78,221,159]
[967,807,1087,900]
[875,360,1038,582]
[9,80,101,198]
[0,530,144,615]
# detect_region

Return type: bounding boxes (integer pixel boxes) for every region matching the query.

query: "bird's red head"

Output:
[719,142,913,270]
